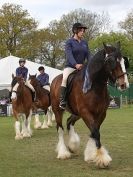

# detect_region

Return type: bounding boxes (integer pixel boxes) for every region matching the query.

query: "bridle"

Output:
[104,53,127,81]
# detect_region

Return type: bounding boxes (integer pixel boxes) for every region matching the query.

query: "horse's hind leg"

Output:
[41,114,49,129]
[27,109,33,136]
[54,110,71,159]
[47,107,53,127]
[34,113,42,129]
[67,115,80,154]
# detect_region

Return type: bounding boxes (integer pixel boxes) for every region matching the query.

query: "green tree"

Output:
[119,9,133,39]
[0,3,38,58]
[34,21,66,68]
[59,8,110,41]
[89,32,133,71]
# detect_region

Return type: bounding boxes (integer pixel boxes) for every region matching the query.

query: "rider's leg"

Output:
[25,80,36,101]
[43,85,50,92]
[59,67,75,109]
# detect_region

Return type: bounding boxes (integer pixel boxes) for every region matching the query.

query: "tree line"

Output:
[0,3,133,73]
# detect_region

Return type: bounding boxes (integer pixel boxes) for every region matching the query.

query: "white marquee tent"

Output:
[0,55,62,90]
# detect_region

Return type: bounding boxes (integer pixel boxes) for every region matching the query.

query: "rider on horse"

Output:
[37,66,50,91]
[16,58,36,101]
[59,22,91,109]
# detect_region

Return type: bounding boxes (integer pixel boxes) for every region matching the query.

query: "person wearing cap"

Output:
[16,58,28,80]
[59,22,91,109]
[15,58,36,101]
[37,66,50,91]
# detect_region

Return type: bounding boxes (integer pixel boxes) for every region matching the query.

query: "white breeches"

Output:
[61,67,76,87]
[43,85,50,91]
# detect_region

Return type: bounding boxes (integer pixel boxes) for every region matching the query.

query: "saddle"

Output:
[66,70,79,94]
[66,66,88,95]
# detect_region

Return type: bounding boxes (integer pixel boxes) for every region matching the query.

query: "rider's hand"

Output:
[75,64,83,70]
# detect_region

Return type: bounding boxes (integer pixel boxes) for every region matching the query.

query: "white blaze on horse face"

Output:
[120,58,129,88]
[11,83,19,99]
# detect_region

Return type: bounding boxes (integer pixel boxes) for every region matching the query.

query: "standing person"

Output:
[59,22,91,109]
[16,58,36,101]
[37,66,50,91]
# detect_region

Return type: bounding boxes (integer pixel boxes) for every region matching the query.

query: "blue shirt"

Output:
[65,38,90,68]
[16,66,28,80]
[37,73,49,86]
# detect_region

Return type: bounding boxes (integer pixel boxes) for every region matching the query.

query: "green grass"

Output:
[0,106,133,177]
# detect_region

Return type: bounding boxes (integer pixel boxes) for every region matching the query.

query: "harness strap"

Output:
[12,90,17,93]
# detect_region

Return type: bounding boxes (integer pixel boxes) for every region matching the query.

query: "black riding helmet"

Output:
[72,22,87,34]
[19,58,26,63]
[38,66,45,71]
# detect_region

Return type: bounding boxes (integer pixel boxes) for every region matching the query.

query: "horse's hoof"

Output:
[34,125,41,129]
[47,123,52,127]
[23,133,31,138]
[41,125,49,129]
[15,135,23,140]
[95,147,112,168]
[34,123,42,129]
[57,152,71,159]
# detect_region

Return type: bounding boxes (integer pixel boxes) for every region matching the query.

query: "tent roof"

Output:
[0,55,62,90]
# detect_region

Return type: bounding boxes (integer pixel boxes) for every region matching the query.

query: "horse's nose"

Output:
[120,82,129,90]
[120,84,126,90]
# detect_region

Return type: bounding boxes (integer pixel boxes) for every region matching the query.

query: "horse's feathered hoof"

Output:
[15,135,23,140]
[95,147,112,168]
[57,151,71,159]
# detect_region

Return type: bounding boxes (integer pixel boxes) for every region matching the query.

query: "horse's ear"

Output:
[35,73,37,77]
[12,73,14,79]
[116,41,121,49]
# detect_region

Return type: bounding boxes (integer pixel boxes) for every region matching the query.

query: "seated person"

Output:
[37,66,50,91]
[16,58,36,101]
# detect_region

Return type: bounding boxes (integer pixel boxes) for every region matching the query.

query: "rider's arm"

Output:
[65,39,77,67]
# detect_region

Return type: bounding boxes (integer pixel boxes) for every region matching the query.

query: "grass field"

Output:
[0,106,133,177]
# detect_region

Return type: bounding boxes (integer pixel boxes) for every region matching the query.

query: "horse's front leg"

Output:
[41,113,49,129]
[84,121,112,168]
[67,115,80,154]
[34,113,42,129]
[14,115,23,140]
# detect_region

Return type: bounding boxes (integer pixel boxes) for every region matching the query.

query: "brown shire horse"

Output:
[11,74,33,140]
[28,74,53,128]
[50,42,129,168]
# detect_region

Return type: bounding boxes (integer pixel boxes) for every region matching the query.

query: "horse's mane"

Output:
[89,49,106,79]
[30,76,49,96]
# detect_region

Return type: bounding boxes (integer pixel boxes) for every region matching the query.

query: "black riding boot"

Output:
[59,86,67,109]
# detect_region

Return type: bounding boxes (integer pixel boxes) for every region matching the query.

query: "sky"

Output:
[0,0,133,31]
